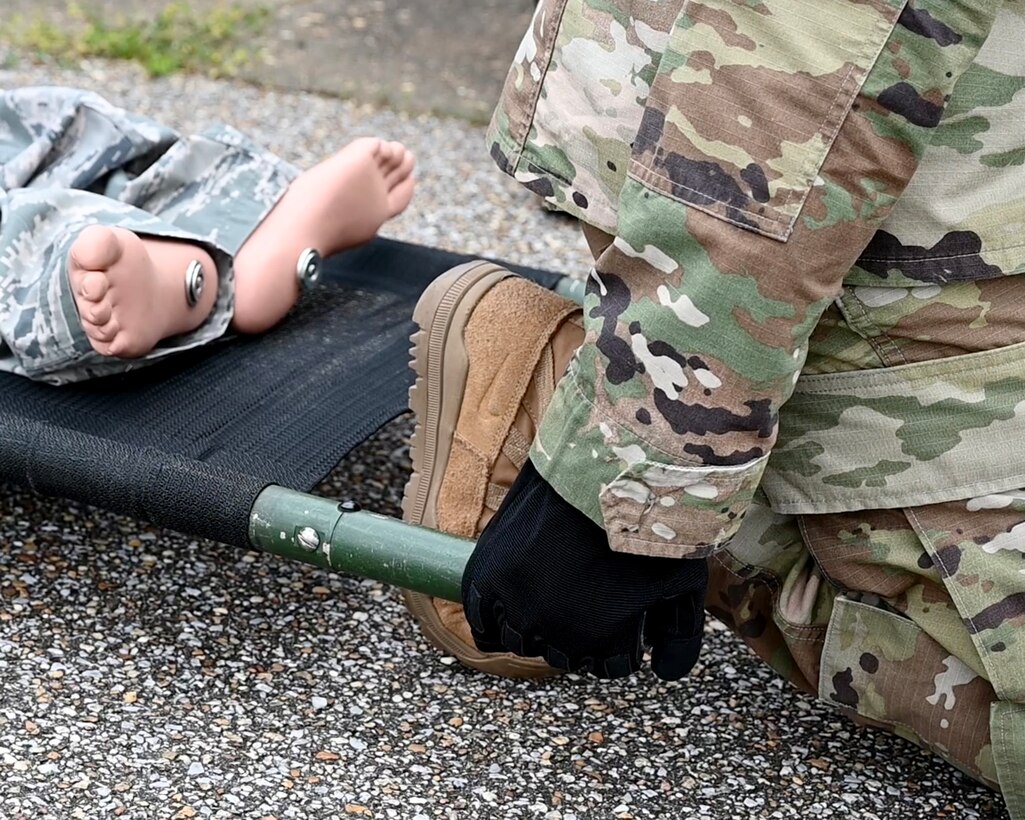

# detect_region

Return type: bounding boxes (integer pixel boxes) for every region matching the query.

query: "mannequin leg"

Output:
[231,137,415,334]
[68,226,218,359]
[68,137,415,357]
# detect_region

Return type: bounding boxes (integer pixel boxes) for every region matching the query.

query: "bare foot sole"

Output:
[68,225,217,358]
[231,137,416,335]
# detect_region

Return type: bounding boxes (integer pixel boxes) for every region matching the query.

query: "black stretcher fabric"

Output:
[0,239,562,547]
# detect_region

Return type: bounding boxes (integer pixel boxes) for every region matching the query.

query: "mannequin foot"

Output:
[232,137,415,334]
[68,225,217,358]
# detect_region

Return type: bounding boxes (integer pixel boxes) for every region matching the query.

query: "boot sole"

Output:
[401,261,558,679]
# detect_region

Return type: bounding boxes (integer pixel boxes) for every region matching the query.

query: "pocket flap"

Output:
[631,0,906,240]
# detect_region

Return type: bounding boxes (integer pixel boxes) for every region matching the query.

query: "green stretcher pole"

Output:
[248,276,584,601]
[554,275,587,305]
[248,486,471,602]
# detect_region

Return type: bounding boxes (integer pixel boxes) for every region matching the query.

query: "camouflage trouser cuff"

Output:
[529,373,616,530]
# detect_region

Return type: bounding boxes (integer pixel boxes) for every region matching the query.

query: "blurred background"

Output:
[2,0,536,122]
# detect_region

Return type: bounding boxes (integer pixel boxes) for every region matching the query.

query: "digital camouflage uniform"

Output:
[489,0,1025,810]
[0,86,298,384]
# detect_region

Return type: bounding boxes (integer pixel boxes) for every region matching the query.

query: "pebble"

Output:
[0,55,1010,820]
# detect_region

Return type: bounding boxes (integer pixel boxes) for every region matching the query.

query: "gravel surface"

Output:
[0,60,1010,819]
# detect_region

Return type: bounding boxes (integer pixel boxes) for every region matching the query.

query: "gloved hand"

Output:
[462,458,708,680]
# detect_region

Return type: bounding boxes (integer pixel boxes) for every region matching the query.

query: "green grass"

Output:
[7,2,270,78]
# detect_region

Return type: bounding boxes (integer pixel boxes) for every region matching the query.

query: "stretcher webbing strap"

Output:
[0,412,265,548]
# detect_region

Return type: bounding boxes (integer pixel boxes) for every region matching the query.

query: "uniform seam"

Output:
[628,163,790,239]
[612,535,718,555]
[860,240,1025,263]
[835,289,910,368]
[996,703,1025,807]
[507,0,571,170]
[905,507,1022,704]
[797,516,848,594]
[768,471,1025,509]
[790,337,1025,391]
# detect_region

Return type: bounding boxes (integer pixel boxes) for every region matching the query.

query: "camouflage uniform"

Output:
[0,86,298,384]
[489,0,1025,809]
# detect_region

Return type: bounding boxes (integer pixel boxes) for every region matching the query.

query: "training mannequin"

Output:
[0,87,414,383]
[70,138,414,356]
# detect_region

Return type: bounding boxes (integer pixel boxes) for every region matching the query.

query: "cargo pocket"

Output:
[906,504,1025,811]
[819,594,998,788]
[629,0,906,241]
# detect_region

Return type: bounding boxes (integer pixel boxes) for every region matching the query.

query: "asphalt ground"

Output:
[0,56,1012,820]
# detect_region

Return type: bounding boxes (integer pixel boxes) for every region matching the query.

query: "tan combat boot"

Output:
[401,261,584,678]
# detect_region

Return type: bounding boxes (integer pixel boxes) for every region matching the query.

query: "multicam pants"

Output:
[708,502,1009,791]
[0,86,298,384]
[578,222,1025,807]
[490,0,1025,808]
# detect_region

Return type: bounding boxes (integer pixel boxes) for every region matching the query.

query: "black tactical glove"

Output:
[462,458,707,680]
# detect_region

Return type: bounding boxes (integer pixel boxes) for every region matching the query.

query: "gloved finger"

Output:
[644,594,705,682]
[500,621,526,656]
[463,582,506,653]
[598,651,641,679]
[593,623,645,679]
[542,645,572,672]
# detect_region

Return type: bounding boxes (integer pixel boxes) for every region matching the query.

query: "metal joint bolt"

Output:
[295,526,322,552]
[296,247,322,287]
[185,260,205,307]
